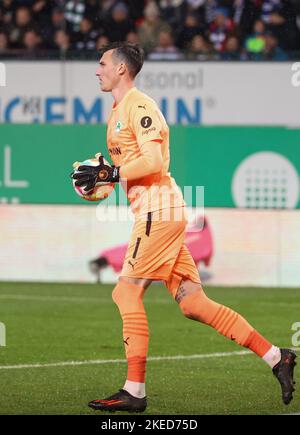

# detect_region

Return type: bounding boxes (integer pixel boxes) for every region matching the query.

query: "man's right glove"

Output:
[71,154,120,192]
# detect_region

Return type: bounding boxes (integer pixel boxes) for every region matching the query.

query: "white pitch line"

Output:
[1,295,299,307]
[0,294,105,303]
[0,350,252,370]
[0,294,172,304]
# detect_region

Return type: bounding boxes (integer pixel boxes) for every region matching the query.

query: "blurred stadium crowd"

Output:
[0,0,300,60]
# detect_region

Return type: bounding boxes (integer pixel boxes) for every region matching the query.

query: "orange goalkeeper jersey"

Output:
[106,87,185,216]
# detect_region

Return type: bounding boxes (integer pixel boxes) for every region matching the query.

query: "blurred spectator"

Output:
[96,34,110,50]
[204,0,221,25]
[64,0,85,32]
[245,19,266,55]
[232,0,261,40]
[158,0,187,30]
[261,0,282,24]
[22,29,43,57]
[186,0,208,24]
[262,31,288,60]
[176,12,206,49]
[148,29,184,59]
[209,7,235,52]
[51,7,66,31]
[0,31,9,53]
[221,35,241,60]
[0,0,15,28]
[10,6,35,48]
[98,0,119,20]
[54,29,71,51]
[138,1,171,53]
[259,0,298,48]
[73,16,99,50]
[104,2,134,42]
[126,31,140,45]
[187,33,216,59]
[23,29,41,49]
[31,1,52,25]
[41,7,66,48]
[0,0,297,59]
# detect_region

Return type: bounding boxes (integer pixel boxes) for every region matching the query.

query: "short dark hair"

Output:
[99,42,145,78]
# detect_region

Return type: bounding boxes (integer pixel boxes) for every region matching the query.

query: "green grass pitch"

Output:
[0,281,299,415]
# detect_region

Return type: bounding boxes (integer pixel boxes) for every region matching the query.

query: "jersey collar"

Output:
[112,87,136,111]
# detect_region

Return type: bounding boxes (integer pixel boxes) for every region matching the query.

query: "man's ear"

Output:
[118,63,126,75]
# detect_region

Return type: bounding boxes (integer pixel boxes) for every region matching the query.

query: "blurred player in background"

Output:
[72,42,296,413]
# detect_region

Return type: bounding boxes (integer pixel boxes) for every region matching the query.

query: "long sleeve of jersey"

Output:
[119,140,163,180]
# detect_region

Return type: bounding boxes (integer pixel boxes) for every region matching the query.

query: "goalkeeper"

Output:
[72,42,296,413]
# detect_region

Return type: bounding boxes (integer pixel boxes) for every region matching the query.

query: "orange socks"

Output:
[244,330,273,358]
[112,281,149,382]
[179,290,272,357]
[112,282,273,384]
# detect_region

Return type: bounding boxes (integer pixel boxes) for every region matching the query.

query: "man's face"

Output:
[96,50,122,92]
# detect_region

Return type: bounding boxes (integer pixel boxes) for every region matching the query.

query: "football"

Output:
[72,156,115,202]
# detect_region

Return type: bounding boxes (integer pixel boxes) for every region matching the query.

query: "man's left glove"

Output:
[72,155,120,192]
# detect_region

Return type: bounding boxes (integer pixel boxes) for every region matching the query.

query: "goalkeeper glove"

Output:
[71,155,120,192]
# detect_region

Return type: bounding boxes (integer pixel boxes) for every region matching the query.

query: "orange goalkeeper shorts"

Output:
[121,207,201,298]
